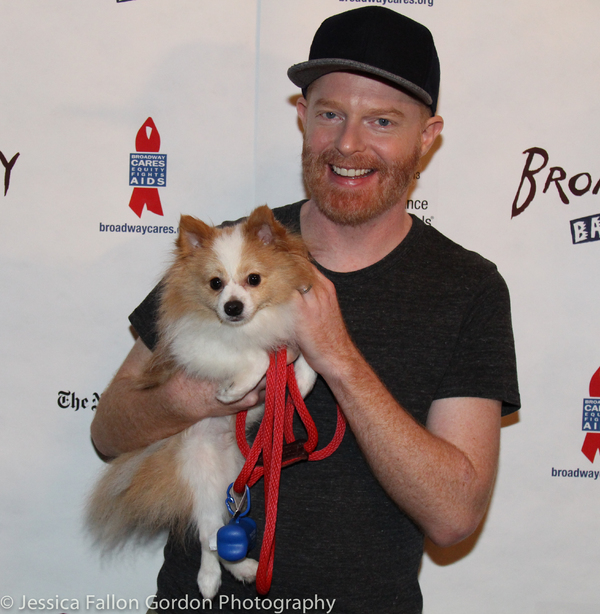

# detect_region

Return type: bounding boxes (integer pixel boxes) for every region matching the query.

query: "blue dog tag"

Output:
[217,484,257,562]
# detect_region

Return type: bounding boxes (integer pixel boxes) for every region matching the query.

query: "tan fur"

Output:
[87,206,316,597]
[141,205,314,389]
[88,436,193,548]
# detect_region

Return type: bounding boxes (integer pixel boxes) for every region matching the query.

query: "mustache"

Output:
[302,145,393,176]
[321,151,381,170]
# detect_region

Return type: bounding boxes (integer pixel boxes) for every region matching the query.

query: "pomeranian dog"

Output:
[87,205,317,599]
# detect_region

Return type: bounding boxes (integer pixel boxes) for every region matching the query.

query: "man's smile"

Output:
[331,165,374,178]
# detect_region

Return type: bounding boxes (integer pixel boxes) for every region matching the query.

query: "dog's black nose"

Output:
[224,300,244,318]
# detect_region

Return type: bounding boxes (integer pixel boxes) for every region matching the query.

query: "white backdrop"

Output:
[1,1,599,613]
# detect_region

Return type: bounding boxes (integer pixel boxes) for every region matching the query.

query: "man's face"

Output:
[297,72,440,227]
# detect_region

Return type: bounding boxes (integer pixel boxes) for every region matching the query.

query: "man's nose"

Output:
[335,119,366,156]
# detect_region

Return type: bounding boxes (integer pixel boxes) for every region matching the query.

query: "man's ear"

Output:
[421,115,444,157]
[296,96,308,131]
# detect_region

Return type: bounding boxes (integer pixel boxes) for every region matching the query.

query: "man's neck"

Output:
[299,200,413,273]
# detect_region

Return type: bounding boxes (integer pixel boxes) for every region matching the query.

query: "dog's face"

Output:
[200,231,271,326]
[165,206,314,327]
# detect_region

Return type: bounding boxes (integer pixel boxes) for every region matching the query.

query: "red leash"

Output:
[233,348,346,595]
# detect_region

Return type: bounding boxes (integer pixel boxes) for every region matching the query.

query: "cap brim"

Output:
[287,58,433,108]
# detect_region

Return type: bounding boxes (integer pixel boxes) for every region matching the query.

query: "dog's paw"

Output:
[222,557,259,584]
[293,355,317,397]
[216,382,244,404]
[197,556,222,600]
[217,356,270,404]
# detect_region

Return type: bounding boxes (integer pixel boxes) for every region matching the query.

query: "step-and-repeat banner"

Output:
[1,1,598,613]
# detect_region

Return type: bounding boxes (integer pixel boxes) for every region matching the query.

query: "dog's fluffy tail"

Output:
[86,435,193,551]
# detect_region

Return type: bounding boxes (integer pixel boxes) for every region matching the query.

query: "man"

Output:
[91,7,520,613]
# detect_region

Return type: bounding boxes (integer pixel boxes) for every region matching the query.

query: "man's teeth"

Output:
[332,165,371,177]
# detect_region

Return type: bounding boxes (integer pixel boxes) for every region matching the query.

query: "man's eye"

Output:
[377,118,391,127]
[323,111,337,119]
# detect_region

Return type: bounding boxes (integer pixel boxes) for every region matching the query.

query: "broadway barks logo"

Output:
[581,365,600,462]
[511,147,600,245]
[128,117,167,218]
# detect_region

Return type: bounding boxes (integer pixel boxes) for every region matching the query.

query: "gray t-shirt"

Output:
[130,201,520,614]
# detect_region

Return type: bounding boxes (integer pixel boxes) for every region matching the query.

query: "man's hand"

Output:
[91,338,267,459]
[291,266,501,547]
[91,337,302,460]
[292,269,357,378]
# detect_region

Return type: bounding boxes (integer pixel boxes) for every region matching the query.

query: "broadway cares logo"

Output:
[128,117,167,218]
[98,118,176,235]
[511,147,600,245]
[551,364,600,480]
[581,365,600,462]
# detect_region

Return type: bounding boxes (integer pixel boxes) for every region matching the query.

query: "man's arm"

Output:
[293,272,502,547]
[91,337,266,459]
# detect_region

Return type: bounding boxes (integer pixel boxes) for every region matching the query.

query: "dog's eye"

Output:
[209,277,223,290]
[247,274,261,287]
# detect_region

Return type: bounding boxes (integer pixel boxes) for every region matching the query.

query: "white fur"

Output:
[176,411,264,597]
[213,226,245,280]
[167,248,316,595]
[88,218,317,601]
[166,302,297,402]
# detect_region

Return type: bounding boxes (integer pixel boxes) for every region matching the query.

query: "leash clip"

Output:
[217,483,257,562]
[226,483,249,520]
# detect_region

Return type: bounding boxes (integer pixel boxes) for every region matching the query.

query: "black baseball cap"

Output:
[287,7,440,114]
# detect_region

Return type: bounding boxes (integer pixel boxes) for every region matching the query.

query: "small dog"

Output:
[87,205,316,599]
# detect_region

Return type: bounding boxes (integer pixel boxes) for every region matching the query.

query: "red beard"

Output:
[302,141,421,227]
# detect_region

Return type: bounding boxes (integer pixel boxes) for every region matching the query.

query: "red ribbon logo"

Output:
[128,117,165,218]
[581,366,600,462]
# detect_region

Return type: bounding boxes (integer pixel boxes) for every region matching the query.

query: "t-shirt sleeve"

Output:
[128,282,163,351]
[433,270,521,416]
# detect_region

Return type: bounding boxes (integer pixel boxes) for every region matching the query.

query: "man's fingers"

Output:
[286,347,300,364]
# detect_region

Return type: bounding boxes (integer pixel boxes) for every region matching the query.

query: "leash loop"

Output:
[233,348,346,595]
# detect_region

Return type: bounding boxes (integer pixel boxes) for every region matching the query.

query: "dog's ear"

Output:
[177,215,215,254]
[245,205,287,246]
